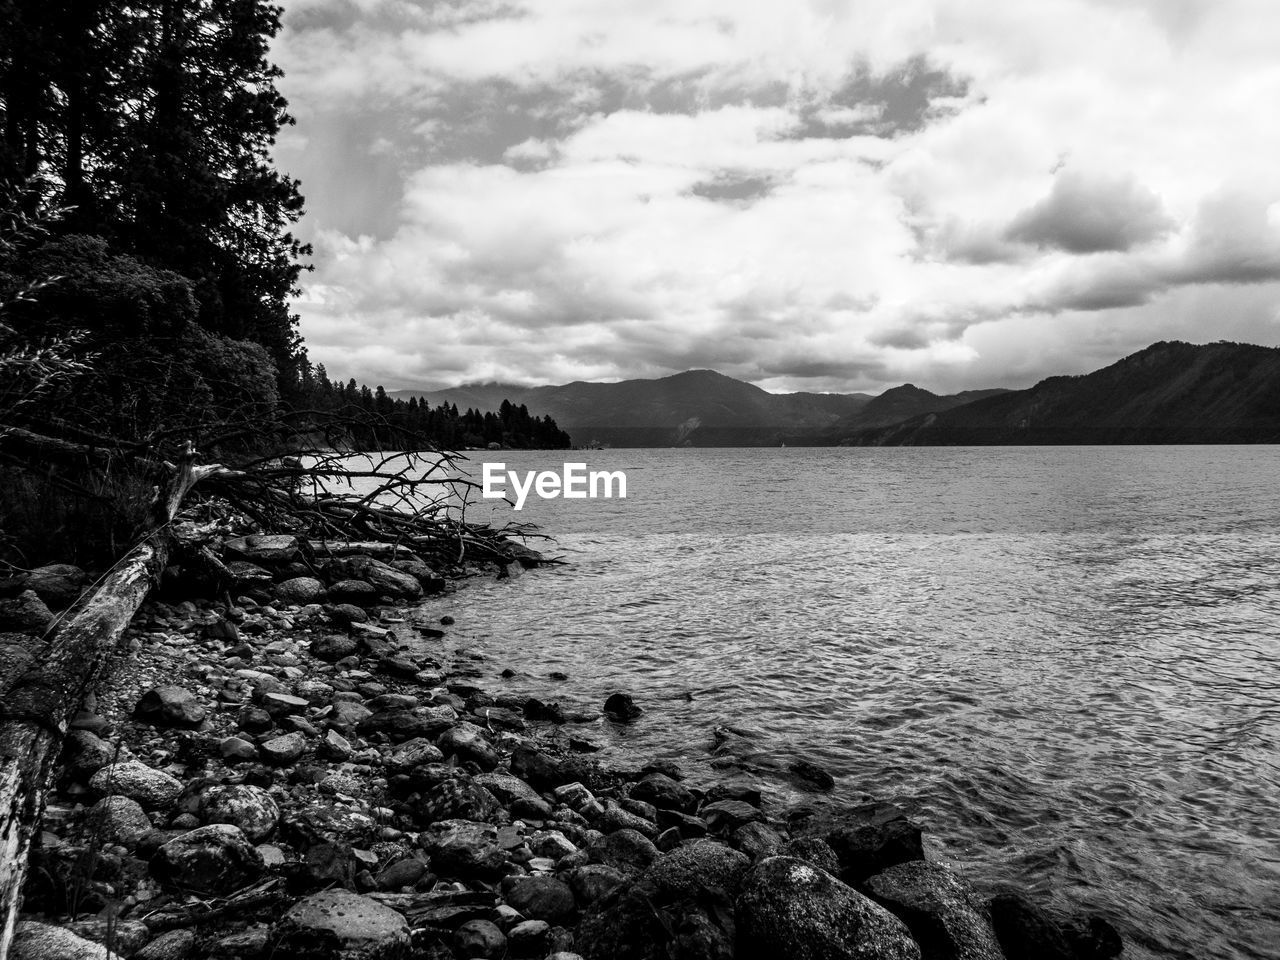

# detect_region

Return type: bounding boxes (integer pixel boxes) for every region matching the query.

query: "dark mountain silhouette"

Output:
[393,370,873,446]
[848,341,1280,445]
[829,383,1010,435]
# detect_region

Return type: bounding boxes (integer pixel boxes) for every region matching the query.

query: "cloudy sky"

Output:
[273,0,1280,394]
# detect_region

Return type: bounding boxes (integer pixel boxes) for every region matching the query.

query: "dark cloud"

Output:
[1004,170,1174,253]
[690,173,776,203]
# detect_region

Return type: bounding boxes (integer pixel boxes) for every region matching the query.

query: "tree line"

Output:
[0,0,567,565]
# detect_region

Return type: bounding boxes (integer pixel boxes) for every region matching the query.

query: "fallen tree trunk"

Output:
[0,446,217,958]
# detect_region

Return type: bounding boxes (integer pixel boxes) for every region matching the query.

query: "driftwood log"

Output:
[0,445,221,958]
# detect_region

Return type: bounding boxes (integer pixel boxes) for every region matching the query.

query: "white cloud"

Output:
[275,0,1280,393]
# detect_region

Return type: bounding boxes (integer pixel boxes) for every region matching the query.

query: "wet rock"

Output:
[134,685,208,728]
[312,632,360,661]
[199,784,280,841]
[501,874,577,923]
[586,828,660,875]
[389,559,445,593]
[87,795,151,846]
[329,579,379,605]
[735,856,920,960]
[631,772,697,813]
[273,889,411,959]
[1061,913,1124,960]
[524,696,566,723]
[358,707,449,742]
[89,760,182,808]
[277,576,327,605]
[603,692,643,722]
[731,821,786,860]
[151,823,266,895]
[135,929,199,960]
[510,743,596,791]
[987,892,1075,960]
[866,861,1004,960]
[453,919,507,959]
[419,777,502,822]
[436,721,501,770]
[260,731,307,765]
[701,799,764,834]
[789,759,836,790]
[24,564,88,609]
[420,819,507,880]
[791,800,925,885]
[598,802,659,838]
[11,921,112,960]
[0,589,54,632]
[328,556,423,600]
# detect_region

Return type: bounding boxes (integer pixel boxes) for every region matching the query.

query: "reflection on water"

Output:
[388,446,1280,960]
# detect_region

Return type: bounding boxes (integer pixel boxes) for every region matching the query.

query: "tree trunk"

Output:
[0,447,214,957]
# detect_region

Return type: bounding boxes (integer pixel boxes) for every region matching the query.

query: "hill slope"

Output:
[829,384,1011,436]
[849,341,1280,445]
[395,370,874,446]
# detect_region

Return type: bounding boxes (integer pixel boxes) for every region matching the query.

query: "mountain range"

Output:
[392,341,1280,447]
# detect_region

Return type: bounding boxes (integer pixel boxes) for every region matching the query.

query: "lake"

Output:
[402,446,1280,960]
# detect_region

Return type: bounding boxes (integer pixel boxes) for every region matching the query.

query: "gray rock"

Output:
[508,919,552,957]
[475,770,541,804]
[199,784,280,841]
[328,579,379,605]
[87,795,151,846]
[260,731,307,765]
[134,685,208,728]
[224,534,305,564]
[88,760,182,808]
[567,863,629,906]
[501,874,577,923]
[151,823,266,895]
[436,720,500,770]
[791,800,925,885]
[24,563,88,609]
[587,828,660,875]
[987,892,1075,960]
[312,632,360,661]
[418,777,502,822]
[273,889,411,959]
[735,856,920,960]
[865,861,1004,960]
[220,736,259,762]
[61,729,115,780]
[64,919,150,956]
[420,819,506,880]
[277,576,327,604]
[603,692,642,722]
[389,559,445,593]
[0,589,54,632]
[134,929,199,960]
[226,560,274,590]
[631,772,697,813]
[454,919,506,959]
[327,556,423,600]
[329,602,370,624]
[11,921,112,960]
[646,840,751,900]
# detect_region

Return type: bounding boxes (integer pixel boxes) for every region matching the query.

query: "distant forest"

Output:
[299,366,572,450]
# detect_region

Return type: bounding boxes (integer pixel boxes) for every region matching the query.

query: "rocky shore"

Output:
[2,531,1125,960]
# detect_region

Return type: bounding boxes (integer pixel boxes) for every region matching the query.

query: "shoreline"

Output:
[6,534,1124,960]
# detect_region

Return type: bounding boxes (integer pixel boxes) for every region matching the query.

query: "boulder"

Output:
[566,864,629,906]
[474,770,541,804]
[329,602,369,625]
[134,929,199,960]
[603,692,642,722]
[11,921,112,960]
[389,559,446,593]
[64,920,150,956]
[134,685,208,728]
[277,576,327,605]
[260,731,307,765]
[700,799,763,833]
[418,777,502,822]
[508,920,552,958]
[791,801,925,885]
[273,890,411,959]
[790,759,836,790]
[735,856,920,960]
[24,563,88,609]
[500,875,577,923]
[327,556,423,600]
[312,632,360,662]
[86,795,151,846]
[199,784,280,841]
[151,823,266,895]
[987,892,1074,960]
[224,534,305,564]
[226,560,274,590]
[866,861,1003,960]
[631,772,697,813]
[586,828,660,875]
[281,804,378,848]
[453,919,506,959]
[61,729,115,780]
[328,579,379,605]
[0,589,54,632]
[420,819,507,880]
[646,840,751,900]
[435,721,501,770]
[88,760,182,808]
